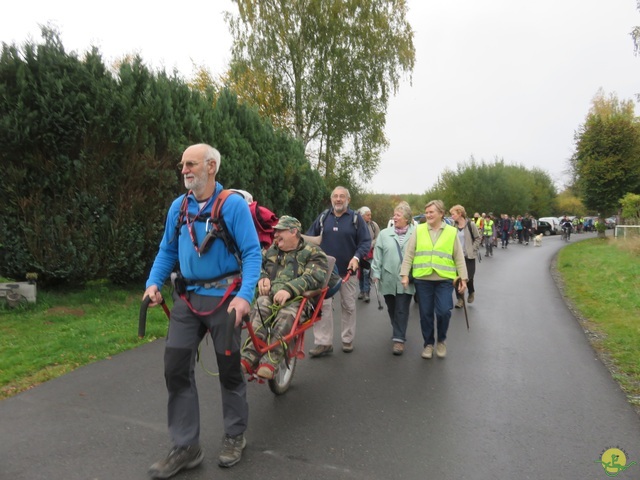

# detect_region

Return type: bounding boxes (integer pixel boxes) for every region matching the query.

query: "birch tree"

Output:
[225,0,415,185]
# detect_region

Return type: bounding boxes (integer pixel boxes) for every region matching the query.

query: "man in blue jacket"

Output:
[143,144,261,478]
[305,186,371,356]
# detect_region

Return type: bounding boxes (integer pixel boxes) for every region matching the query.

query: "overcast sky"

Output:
[3,0,640,194]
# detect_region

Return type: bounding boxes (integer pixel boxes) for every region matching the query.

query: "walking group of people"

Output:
[471,212,542,253]
[141,143,476,479]
[371,201,472,358]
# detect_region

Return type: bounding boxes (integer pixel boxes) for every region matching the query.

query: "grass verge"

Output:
[0,280,170,399]
[555,236,640,411]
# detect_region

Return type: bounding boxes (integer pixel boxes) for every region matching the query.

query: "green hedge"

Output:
[0,28,326,285]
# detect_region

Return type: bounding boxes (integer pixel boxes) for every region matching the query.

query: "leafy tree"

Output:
[632,0,640,61]
[570,90,640,215]
[555,190,586,216]
[619,192,640,224]
[425,158,557,217]
[225,0,415,186]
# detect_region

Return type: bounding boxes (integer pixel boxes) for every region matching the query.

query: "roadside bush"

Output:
[0,29,325,285]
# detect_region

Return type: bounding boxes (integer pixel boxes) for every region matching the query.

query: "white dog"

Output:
[534,234,543,247]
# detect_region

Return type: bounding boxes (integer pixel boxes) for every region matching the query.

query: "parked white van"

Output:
[538,217,560,233]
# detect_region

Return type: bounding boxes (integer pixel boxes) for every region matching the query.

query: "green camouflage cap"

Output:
[274,215,302,230]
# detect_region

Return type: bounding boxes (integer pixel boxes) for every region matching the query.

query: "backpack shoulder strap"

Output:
[467,221,476,242]
[210,189,236,223]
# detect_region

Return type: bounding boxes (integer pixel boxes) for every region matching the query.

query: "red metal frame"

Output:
[242,287,327,362]
[243,271,351,363]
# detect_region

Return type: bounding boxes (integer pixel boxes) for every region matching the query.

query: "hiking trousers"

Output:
[164,292,248,448]
[313,274,358,345]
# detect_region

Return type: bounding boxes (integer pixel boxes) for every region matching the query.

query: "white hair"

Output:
[195,143,221,174]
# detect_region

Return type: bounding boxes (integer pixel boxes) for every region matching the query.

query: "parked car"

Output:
[605,217,616,229]
[583,216,596,232]
[534,220,555,236]
[538,217,560,234]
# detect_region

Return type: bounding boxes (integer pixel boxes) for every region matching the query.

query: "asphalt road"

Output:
[2,231,639,480]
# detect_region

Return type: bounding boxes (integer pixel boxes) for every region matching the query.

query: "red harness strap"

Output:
[179,277,242,317]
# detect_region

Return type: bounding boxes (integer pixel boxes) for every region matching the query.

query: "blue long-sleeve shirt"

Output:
[306,208,371,276]
[146,182,261,304]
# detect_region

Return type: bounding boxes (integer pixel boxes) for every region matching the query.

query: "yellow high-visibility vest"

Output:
[483,219,494,235]
[412,224,457,280]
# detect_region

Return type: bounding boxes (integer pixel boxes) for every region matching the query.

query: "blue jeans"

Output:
[414,279,454,346]
[501,230,510,246]
[359,268,371,294]
[383,293,413,342]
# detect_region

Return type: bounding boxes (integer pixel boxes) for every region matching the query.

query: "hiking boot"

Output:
[455,298,464,309]
[148,445,203,479]
[256,364,275,380]
[392,342,404,356]
[467,293,475,304]
[218,434,246,468]
[342,342,354,353]
[358,292,365,300]
[421,344,434,359]
[309,344,333,357]
[364,293,370,303]
[436,342,447,358]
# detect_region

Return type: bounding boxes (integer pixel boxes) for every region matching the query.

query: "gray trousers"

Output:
[164,292,248,447]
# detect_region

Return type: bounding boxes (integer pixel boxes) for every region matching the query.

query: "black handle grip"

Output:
[138,296,152,338]
[224,309,237,356]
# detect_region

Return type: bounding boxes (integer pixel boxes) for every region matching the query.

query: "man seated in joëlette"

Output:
[241,216,328,379]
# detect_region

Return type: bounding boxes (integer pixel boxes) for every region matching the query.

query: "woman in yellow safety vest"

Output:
[400,200,468,360]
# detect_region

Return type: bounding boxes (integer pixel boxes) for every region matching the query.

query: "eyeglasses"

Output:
[177,159,213,170]
[177,160,202,170]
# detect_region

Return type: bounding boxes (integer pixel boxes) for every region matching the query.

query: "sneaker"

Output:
[218,434,246,468]
[455,298,464,309]
[436,342,447,358]
[467,293,475,304]
[256,363,275,380]
[148,445,204,479]
[358,292,365,300]
[309,344,333,357]
[364,293,370,303]
[421,344,434,359]
[342,342,354,353]
[392,342,404,356]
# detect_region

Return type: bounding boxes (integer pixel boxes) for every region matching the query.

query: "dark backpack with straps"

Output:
[317,208,358,235]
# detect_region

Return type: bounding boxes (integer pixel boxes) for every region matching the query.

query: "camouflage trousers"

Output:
[242,295,305,369]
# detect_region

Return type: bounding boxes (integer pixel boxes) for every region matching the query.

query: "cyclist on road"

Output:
[560,216,573,241]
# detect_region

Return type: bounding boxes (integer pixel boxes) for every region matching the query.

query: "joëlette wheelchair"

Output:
[237,256,349,395]
[139,256,348,396]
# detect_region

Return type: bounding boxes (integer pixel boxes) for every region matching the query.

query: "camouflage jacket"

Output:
[262,238,328,298]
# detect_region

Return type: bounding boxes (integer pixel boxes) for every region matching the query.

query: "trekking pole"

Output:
[454,278,469,331]
[372,281,384,310]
